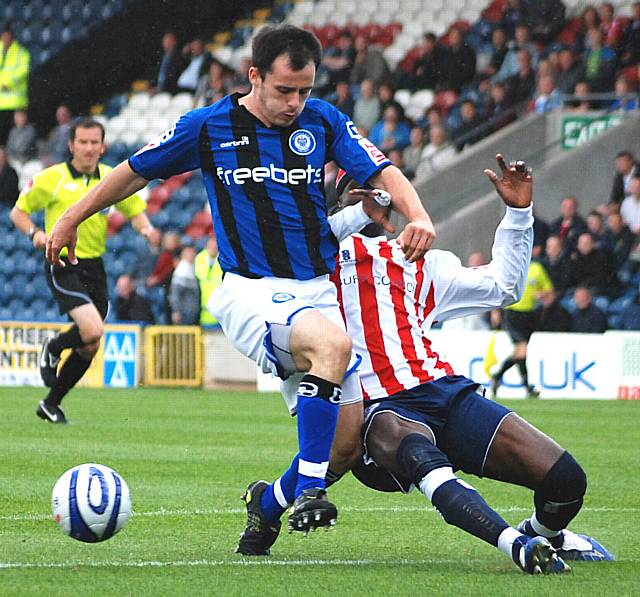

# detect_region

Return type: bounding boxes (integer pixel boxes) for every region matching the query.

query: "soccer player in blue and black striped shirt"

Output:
[46,24,436,551]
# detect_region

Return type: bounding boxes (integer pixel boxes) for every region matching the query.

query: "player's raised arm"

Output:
[46,161,148,266]
[367,165,435,262]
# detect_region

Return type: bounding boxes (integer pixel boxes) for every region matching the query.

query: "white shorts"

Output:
[208,273,363,413]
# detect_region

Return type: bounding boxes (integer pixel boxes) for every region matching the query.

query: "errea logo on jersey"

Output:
[216,164,322,186]
[344,119,387,166]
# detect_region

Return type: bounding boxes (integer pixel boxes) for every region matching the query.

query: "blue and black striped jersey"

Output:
[129,93,390,280]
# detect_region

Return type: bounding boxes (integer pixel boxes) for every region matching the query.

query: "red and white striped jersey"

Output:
[330,206,534,400]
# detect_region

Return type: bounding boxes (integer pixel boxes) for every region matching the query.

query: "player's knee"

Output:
[79,321,103,346]
[366,414,404,469]
[539,451,587,502]
[397,433,450,485]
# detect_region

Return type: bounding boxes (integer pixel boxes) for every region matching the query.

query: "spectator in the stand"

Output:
[148,231,181,322]
[169,245,200,325]
[610,150,639,205]
[605,211,635,268]
[415,124,456,179]
[621,2,640,66]
[494,24,539,83]
[542,235,572,294]
[411,33,445,91]
[193,60,231,108]
[506,49,536,105]
[522,0,566,44]
[195,234,223,325]
[387,148,405,172]
[481,28,509,79]
[129,227,163,290]
[549,195,588,253]
[569,80,594,112]
[599,2,626,49]
[609,75,639,112]
[177,37,211,94]
[0,23,30,146]
[377,82,404,117]
[502,0,526,38]
[113,274,155,324]
[586,210,612,252]
[533,74,563,113]
[350,34,390,87]
[555,48,585,94]
[0,146,18,206]
[369,105,411,153]
[619,294,640,330]
[329,80,355,119]
[440,26,476,92]
[6,109,37,163]
[452,100,484,151]
[620,176,640,234]
[321,31,356,91]
[570,232,620,297]
[229,55,251,94]
[483,82,515,132]
[578,6,601,52]
[43,104,73,165]
[584,28,617,93]
[152,31,187,95]
[536,289,573,332]
[402,126,426,180]
[571,286,607,333]
[353,79,381,134]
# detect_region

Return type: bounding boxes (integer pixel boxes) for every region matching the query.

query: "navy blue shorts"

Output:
[363,375,513,478]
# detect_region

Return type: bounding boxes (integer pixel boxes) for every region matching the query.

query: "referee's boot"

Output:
[36,399,68,424]
[39,339,61,387]
[236,480,281,556]
[287,488,337,535]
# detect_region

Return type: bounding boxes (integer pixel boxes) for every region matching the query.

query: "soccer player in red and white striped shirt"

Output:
[328,155,612,572]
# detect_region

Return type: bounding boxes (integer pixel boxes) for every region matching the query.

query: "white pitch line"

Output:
[0,558,448,570]
[1,505,637,523]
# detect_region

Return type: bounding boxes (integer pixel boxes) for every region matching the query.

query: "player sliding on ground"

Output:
[238,155,613,574]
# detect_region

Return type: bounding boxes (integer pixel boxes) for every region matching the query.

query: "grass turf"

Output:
[0,387,638,596]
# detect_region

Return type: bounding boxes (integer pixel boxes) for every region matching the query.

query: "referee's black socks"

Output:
[46,351,92,406]
[48,325,85,356]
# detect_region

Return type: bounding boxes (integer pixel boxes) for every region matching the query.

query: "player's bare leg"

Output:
[326,401,365,485]
[37,303,104,424]
[483,414,614,561]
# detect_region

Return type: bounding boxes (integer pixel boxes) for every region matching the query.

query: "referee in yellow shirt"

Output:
[491,260,553,399]
[11,118,153,423]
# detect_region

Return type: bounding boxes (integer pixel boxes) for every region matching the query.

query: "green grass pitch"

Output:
[1,388,638,596]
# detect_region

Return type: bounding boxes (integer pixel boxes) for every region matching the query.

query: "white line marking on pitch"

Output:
[1,505,636,523]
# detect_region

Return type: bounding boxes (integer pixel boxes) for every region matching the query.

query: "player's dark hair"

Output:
[251,24,322,77]
[70,117,105,142]
[616,150,634,160]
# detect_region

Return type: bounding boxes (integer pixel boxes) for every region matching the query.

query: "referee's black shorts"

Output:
[45,257,109,320]
[502,309,537,343]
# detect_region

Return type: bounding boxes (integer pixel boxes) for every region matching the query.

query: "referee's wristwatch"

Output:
[28,226,40,243]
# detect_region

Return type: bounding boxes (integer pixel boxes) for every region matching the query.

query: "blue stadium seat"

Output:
[0,307,13,321]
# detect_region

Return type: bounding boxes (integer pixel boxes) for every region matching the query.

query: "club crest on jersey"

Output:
[289,129,316,156]
[272,292,296,303]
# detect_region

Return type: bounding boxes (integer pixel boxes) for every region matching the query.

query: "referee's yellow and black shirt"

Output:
[16,161,146,259]
[507,261,554,313]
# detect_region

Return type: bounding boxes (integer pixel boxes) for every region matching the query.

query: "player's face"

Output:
[251,55,315,127]
[69,126,105,172]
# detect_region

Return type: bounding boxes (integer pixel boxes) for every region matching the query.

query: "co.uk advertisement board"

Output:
[0,322,140,388]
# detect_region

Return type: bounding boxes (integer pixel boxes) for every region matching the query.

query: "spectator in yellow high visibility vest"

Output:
[0,24,30,145]
[195,234,223,325]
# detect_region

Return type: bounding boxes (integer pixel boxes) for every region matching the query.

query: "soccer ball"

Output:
[51,463,132,543]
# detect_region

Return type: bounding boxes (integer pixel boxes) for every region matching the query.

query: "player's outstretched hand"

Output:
[46,215,78,267]
[484,154,532,208]
[348,188,396,234]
